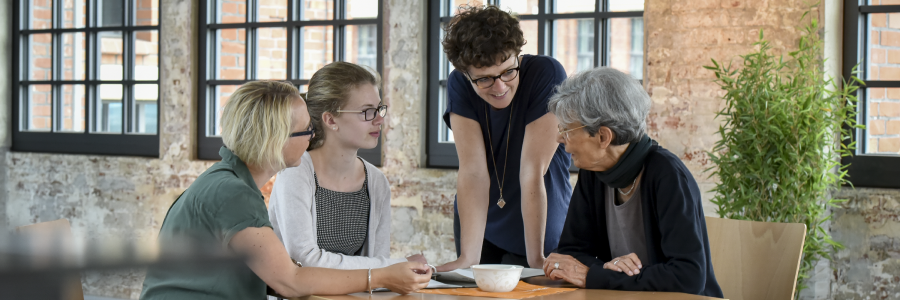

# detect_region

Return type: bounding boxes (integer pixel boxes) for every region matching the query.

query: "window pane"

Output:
[257,27,288,80]
[868,0,900,4]
[62,33,87,81]
[96,84,123,133]
[62,0,87,28]
[609,18,642,79]
[345,25,378,70]
[300,0,334,21]
[439,23,452,79]
[865,88,900,155]
[498,0,539,15]
[555,0,595,13]
[553,19,594,77]
[99,0,124,27]
[213,85,242,136]
[29,33,54,81]
[867,13,900,80]
[300,26,334,79]
[217,29,246,80]
[29,0,53,29]
[99,32,124,81]
[520,20,538,55]
[259,0,288,22]
[347,0,378,19]
[439,84,454,143]
[135,0,160,26]
[59,84,86,132]
[25,85,52,132]
[135,30,160,81]
[448,0,484,17]
[133,84,158,134]
[609,0,644,12]
[219,0,248,23]
[299,85,308,93]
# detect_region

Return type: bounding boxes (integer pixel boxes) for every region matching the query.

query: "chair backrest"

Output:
[16,219,85,300]
[706,216,806,300]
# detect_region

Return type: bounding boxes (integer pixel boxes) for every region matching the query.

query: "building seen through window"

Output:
[15,0,160,156]
[199,0,383,162]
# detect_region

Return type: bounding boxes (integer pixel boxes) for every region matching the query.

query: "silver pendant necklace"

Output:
[485,101,514,209]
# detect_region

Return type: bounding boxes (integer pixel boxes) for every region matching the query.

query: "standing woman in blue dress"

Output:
[435,5,572,271]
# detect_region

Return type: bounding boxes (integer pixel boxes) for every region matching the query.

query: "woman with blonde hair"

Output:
[268,62,426,271]
[140,81,430,299]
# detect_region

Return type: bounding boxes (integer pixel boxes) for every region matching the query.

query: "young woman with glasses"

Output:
[435,5,573,272]
[268,62,428,277]
[141,81,430,299]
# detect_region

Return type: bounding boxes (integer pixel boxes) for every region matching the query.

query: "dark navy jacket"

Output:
[556,145,723,297]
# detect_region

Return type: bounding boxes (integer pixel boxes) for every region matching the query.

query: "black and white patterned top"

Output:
[313,160,371,256]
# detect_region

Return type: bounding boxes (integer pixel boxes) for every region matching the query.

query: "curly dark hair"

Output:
[442,5,526,71]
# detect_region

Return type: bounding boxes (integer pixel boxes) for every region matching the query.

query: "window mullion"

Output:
[286,0,295,80]
[248,0,257,80]
[538,0,547,55]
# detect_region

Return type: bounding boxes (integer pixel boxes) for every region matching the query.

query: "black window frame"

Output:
[426,0,643,168]
[198,0,384,164]
[842,0,900,188]
[11,0,162,157]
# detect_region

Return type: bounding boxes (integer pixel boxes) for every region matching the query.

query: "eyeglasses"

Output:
[558,124,587,142]
[465,56,520,89]
[336,104,388,121]
[290,122,316,139]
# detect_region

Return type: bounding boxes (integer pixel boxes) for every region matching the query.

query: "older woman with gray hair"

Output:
[541,67,722,297]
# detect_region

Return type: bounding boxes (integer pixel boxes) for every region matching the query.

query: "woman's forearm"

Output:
[456,168,491,264]
[520,173,548,266]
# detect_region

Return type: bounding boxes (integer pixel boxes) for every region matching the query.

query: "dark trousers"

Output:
[453,205,530,267]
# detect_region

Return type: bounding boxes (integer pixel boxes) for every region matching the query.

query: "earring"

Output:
[333,126,337,130]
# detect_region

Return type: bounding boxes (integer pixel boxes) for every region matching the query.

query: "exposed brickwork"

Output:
[832,187,900,300]
[1,0,898,299]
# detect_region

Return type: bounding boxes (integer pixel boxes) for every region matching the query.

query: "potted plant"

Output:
[703,9,863,295]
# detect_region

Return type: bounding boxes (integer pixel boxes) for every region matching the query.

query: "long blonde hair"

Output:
[220,81,300,170]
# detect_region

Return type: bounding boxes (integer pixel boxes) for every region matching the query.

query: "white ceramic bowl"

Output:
[472,264,524,292]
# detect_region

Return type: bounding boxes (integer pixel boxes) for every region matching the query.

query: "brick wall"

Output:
[867,5,900,154]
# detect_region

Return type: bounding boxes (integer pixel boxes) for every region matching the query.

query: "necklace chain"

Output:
[485,101,513,209]
[617,175,639,196]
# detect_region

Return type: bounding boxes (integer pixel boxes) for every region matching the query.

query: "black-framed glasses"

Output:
[465,56,521,89]
[291,122,316,139]
[336,104,388,121]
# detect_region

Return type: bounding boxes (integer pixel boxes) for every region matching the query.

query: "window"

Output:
[12,0,161,156]
[842,0,900,188]
[426,0,644,167]
[198,0,383,163]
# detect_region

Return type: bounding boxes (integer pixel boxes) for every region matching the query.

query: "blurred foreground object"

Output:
[0,219,243,300]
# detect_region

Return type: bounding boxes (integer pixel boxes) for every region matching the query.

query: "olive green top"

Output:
[141,147,272,300]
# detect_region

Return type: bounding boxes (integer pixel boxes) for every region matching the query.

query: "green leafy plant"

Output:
[703,9,864,296]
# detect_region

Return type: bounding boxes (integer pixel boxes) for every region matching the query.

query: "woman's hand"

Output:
[372,262,432,295]
[406,254,428,265]
[434,256,477,272]
[602,253,643,276]
[543,253,589,288]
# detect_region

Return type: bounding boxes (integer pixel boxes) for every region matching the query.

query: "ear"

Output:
[596,126,616,149]
[321,111,337,128]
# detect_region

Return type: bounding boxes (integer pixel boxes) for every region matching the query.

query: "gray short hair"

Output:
[548,67,650,145]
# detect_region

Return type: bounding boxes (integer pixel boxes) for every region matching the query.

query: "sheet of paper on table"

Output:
[374,268,547,291]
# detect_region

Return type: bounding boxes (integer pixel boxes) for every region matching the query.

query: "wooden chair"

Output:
[16,219,85,300]
[705,216,806,300]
